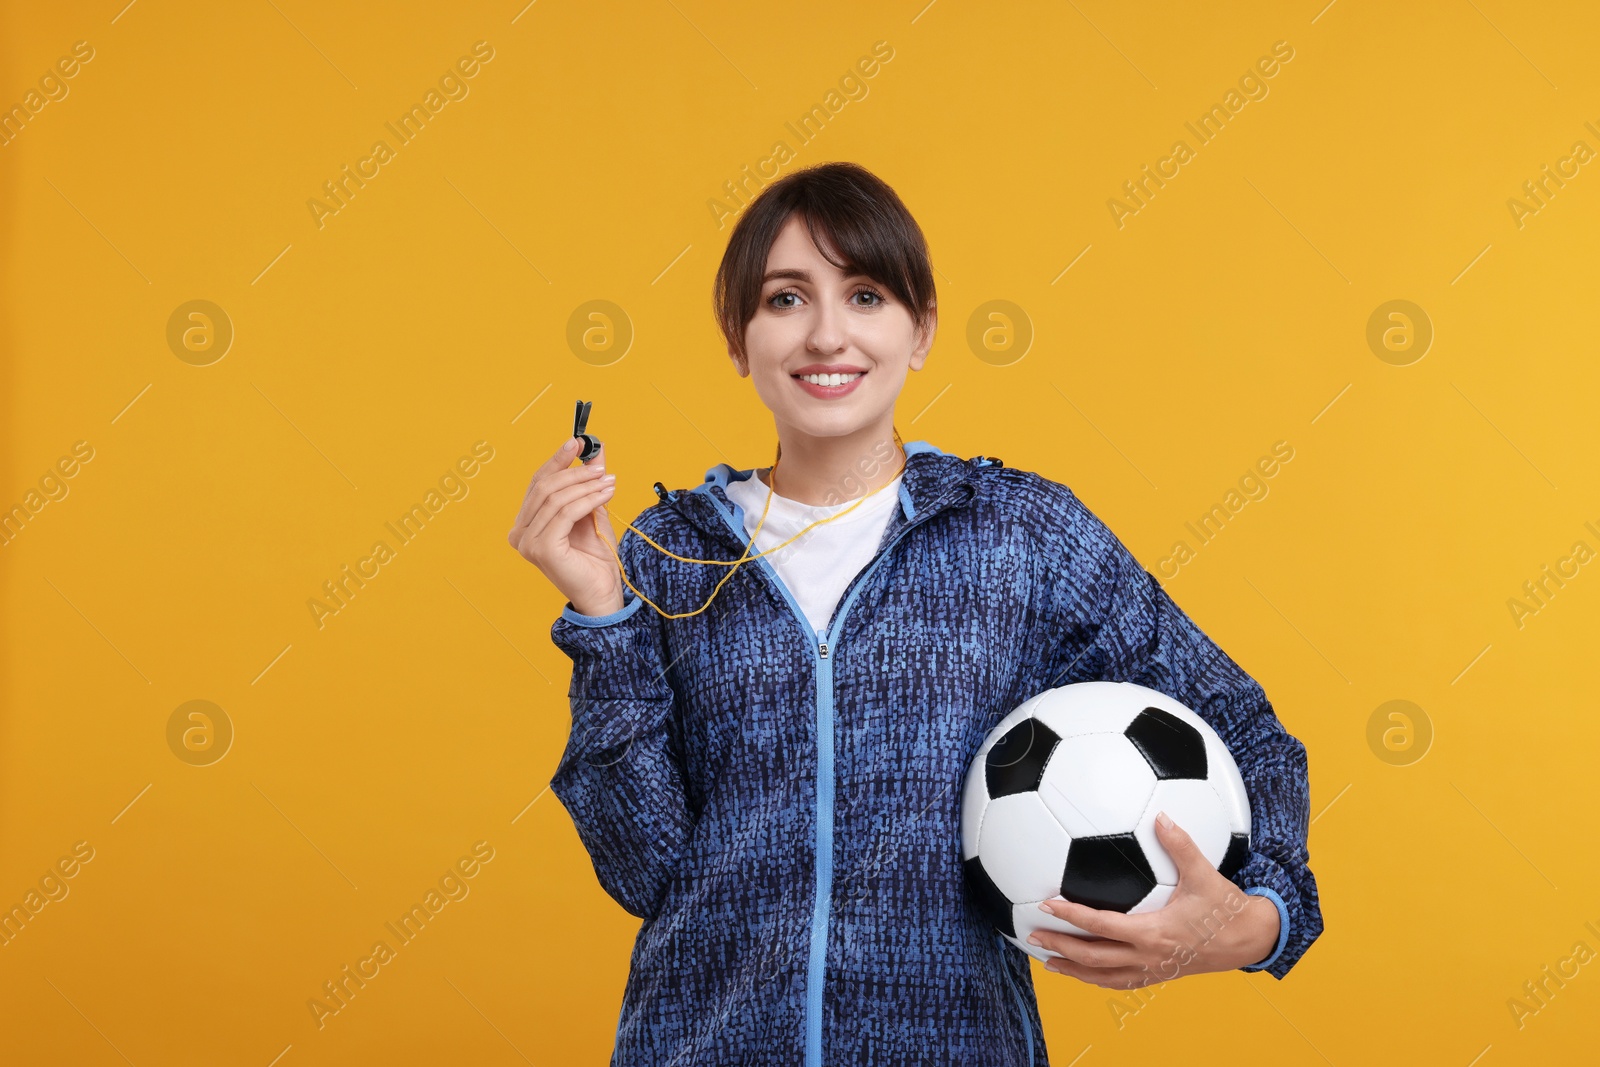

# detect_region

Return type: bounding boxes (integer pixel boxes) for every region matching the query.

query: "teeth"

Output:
[799,372,862,387]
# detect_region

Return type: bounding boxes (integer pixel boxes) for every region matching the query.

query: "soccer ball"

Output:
[961,681,1252,962]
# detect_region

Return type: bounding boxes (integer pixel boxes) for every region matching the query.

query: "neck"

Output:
[760,421,904,506]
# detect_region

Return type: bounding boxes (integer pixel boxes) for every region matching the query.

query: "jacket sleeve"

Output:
[548,535,694,922]
[1037,483,1323,980]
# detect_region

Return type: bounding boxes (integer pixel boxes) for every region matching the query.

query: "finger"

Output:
[510,442,578,533]
[1042,957,1155,990]
[525,475,616,545]
[519,471,614,547]
[568,442,613,548]
[1153,810,1212,886]
[511,462,611,535]
[509,437,595,530]
[542,435,586,475]
[1028,927,1141,970]
[1038,896,1138,943]
[569,483,621,552]
[582,493,620,552]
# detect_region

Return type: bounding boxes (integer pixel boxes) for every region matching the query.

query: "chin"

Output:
[781,413,882,440]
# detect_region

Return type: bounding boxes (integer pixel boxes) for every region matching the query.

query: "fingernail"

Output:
[602,474,616,482]
[1038,901,1054,914]
[564,439,578,452]
[1156,810,1173,829]
[1027,935,1042,946]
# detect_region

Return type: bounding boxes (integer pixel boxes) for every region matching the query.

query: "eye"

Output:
[767,287,801,310]
[851,286,886,307]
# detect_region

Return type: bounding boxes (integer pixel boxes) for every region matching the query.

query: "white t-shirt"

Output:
[723,467,904,636]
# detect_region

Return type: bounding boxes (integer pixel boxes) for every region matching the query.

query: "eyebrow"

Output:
[761,268,870,285]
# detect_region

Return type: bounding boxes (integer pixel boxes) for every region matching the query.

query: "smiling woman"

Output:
[517,160,1322,1067]
[710,161,936,506]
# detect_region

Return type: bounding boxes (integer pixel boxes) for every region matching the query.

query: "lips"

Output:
[792,369,866,399]
[791,364,867,376]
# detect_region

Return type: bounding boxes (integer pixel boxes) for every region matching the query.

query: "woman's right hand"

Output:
[507,438,624,617]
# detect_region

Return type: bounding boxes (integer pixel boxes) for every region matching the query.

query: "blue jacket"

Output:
[549,440,1323,1066]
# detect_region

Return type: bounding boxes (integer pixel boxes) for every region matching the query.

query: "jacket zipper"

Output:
[702,486,965,1067]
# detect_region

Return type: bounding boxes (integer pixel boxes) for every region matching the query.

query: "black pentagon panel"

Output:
[1061,834,1158,913]
[963,856,1016,937]
[1124,707,1208,780]
[985,718,1061,798]
[1217,832,1250,881]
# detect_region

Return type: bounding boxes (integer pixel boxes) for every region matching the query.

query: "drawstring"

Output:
[590,429,907,620]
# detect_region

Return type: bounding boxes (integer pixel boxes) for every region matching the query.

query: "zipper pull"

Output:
[818,641,830,659]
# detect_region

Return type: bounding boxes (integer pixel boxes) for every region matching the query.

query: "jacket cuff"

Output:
[1231,850,1300,977]
[560,589,643,628]
[1240,886,1290,971]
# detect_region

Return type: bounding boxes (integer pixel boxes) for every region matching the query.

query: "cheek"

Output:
[858,333,912,375]
[859,313,918,359]
[742,313,794,356]
[742,322,800,385]
[745,368,804,423]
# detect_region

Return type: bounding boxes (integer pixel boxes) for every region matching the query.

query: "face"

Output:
[730,213,934,442]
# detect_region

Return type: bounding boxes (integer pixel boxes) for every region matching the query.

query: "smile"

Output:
[791,370,866,398]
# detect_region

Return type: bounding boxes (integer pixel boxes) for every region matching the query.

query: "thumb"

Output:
[580,440,606,469]
[1155,810,1207,882]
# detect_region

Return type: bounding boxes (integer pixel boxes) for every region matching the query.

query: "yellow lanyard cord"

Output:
[588,430,907,620]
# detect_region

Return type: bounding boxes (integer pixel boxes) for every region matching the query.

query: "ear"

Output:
[908,306,937,372]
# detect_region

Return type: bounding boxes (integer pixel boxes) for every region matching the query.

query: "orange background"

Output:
[3,1,1598,1063]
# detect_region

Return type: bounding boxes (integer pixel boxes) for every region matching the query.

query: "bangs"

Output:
[714,162,936,359]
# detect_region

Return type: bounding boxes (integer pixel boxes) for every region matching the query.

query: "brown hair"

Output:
[713,161,937,364]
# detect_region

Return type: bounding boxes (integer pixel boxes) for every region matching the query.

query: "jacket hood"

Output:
[666,440,984,551]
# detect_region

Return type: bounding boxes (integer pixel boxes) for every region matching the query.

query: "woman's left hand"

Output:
[1027,811,1279,990]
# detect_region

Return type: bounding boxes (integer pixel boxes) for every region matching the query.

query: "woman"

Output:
[508,162,1322,1066]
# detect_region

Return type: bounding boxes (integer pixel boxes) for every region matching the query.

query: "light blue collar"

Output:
[699,439,945,523]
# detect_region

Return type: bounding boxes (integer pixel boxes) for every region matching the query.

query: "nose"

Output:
[806,294,847,354]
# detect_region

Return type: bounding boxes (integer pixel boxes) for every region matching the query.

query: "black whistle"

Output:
[572,400,602,462]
